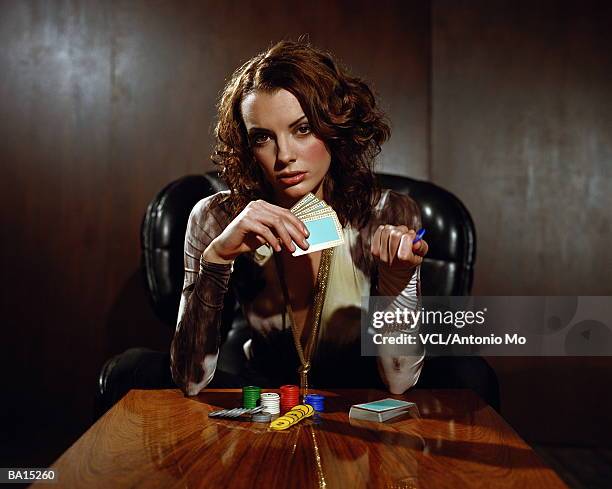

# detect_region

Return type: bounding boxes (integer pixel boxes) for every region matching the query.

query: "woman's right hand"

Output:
[202,199,310,264]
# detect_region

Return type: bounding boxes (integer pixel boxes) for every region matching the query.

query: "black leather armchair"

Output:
[141,172,476,323]
[98,172,499,411]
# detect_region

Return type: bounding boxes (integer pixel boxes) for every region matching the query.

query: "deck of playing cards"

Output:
[289,193,344,257]
[349,398,416,422]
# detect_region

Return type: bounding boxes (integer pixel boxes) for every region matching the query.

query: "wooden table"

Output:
[39,388,568,488]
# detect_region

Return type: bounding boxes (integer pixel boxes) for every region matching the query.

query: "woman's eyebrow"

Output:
[247,115,307,134]
[288,115,307,128]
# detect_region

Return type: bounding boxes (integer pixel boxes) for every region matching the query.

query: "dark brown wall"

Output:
[432,0,612,444]
[1,0,611,467]
[0,0,429,465]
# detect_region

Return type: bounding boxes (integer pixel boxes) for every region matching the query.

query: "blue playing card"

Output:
[292,213,344,256]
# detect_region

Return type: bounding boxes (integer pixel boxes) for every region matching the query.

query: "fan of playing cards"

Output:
[253,193,344,264]
[288,192,344,256]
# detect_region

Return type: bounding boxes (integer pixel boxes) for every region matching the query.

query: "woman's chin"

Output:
[275,184,310,204]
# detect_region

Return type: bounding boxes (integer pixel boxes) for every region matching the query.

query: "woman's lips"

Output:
[277,172,306,185]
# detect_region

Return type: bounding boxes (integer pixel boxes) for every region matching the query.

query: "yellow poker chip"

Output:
[270,416,294,430]
[284,410,304,422]
[291,405,309,416]
[270,406,316,431]
[270,421,292,430]
[270,418,293,431]
[274,415,295,424]
[290,404,314,418]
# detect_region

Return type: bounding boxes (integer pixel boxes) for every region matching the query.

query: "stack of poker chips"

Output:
[252,412,272,424]
[280,385,300,413]
[304,394,325,412]
[242,386,261,409]
[208,406,263,418]
[270,404,314,431]
[260,392,280,415]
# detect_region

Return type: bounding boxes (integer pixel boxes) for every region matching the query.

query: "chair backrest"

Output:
[376,174,476,296]
[141,172,476,327]
[141,174,227,326]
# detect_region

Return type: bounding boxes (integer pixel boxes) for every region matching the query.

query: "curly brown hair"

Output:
[212,39,390,228]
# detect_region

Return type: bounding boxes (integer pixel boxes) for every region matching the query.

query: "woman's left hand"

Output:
[371,225,429,268]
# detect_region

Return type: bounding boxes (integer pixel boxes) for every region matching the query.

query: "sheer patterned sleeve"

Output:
[170,191,233,396]
[372,190,425,395]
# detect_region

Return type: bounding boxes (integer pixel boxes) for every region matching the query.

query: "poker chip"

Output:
[270,416,294,430]
[274,415,295,424]
[291,405,309,416]
[293,405,315,419]
[304,394,325,412]
[252,412,272,423]
[242,386,261,409]
[283,411,303,422]
[260,392,280,415]
[269,405,314,430]
[296,404,314,417]
[280,385,299,413]
[208,406,263,419]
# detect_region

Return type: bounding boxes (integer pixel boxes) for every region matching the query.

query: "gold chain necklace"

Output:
[274,248,334,398]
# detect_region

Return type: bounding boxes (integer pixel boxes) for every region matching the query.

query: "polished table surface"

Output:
[39,388,568,488]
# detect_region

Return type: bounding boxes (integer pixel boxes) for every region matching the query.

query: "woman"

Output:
[170,40,429,397]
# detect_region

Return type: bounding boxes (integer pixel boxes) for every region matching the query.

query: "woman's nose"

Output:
[276,135,296,164]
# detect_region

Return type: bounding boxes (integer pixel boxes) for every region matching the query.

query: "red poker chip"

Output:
[280,384,300,411]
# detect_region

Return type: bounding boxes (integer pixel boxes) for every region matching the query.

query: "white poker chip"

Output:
[260,392,281,414]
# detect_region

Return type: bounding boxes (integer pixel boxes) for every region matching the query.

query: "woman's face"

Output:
[240,88,332,208]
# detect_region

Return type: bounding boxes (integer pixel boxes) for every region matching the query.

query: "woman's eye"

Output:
[252,134,270,145]
[296,124,311,135]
